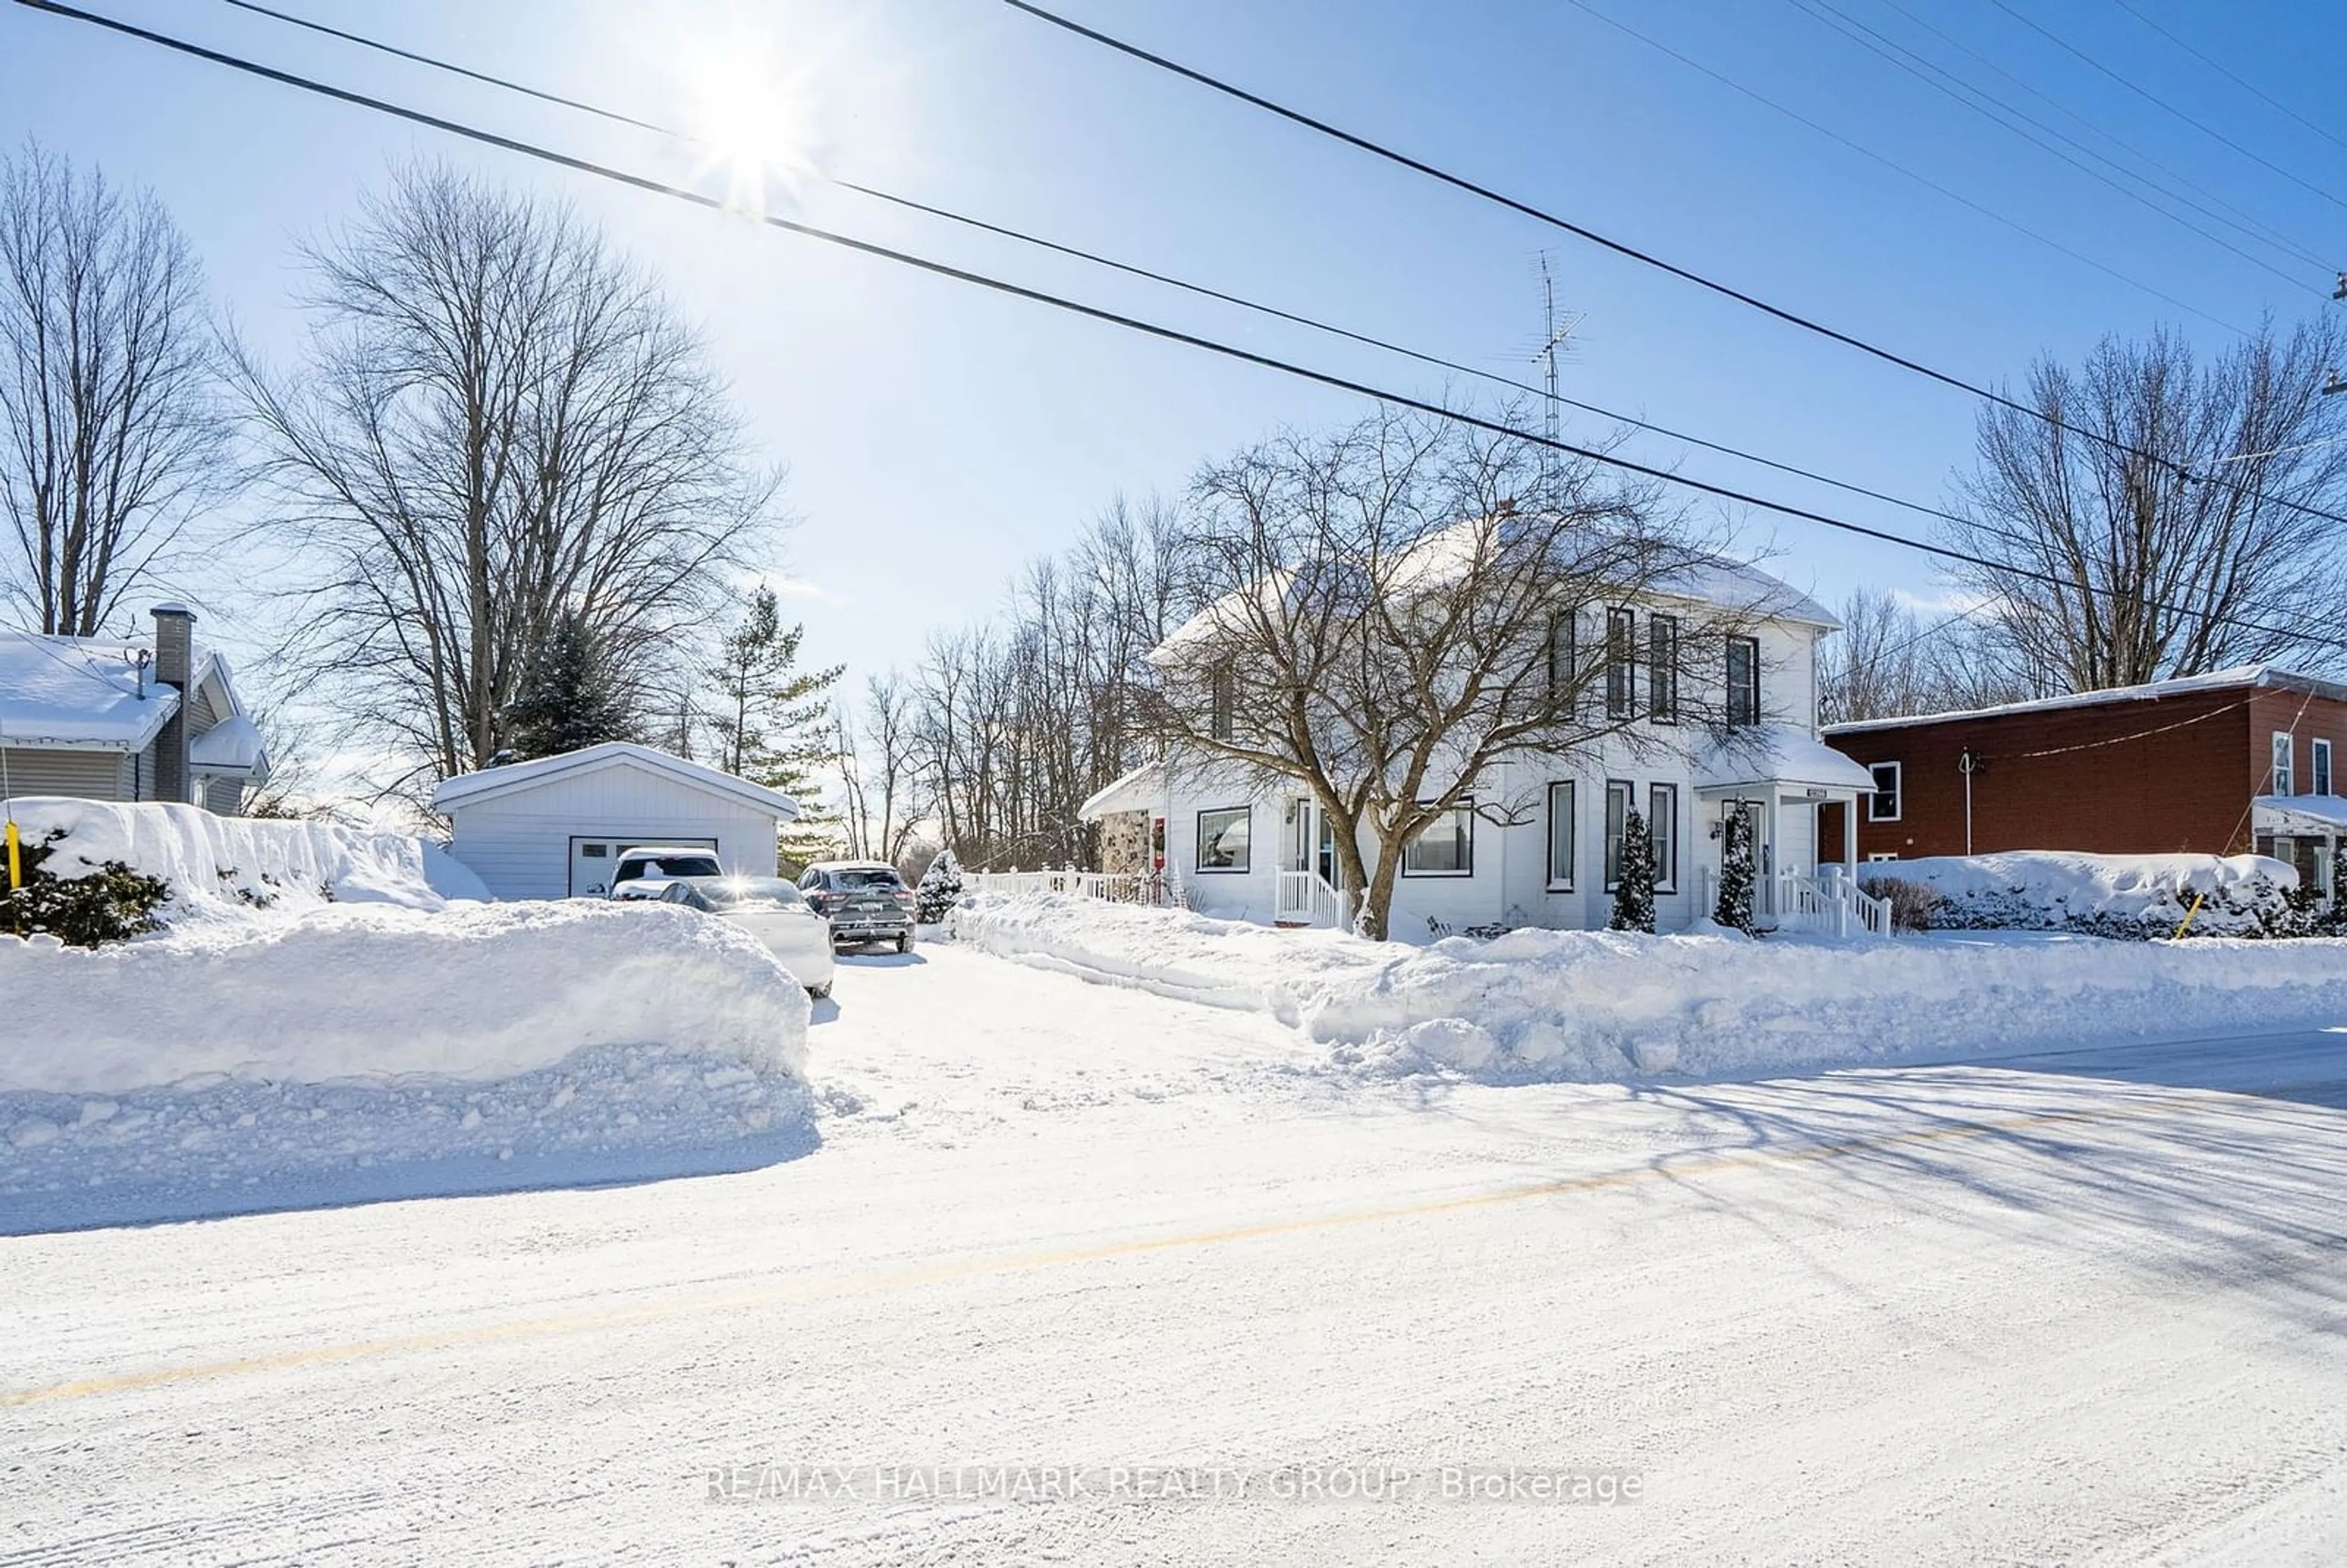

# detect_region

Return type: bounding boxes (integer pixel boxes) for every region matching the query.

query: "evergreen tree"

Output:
[504,610,637,758]
[1714,808,1758,934]
[1609,809,1657,934]
[914,848,965,924]
[707,585,844,860]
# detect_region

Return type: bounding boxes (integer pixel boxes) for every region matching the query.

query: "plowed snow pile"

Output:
[0,801,812,1229]
[950,893,2347,1082]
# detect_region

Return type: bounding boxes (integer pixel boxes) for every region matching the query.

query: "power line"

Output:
[1982,0,2347,216]
[1868,0,2329,269]
[2106,0,2347,160]
[1785,0,2326,282]
[996,0,2329,478]
[21,0,2347,665]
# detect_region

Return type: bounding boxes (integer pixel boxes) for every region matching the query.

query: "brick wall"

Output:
[1828,685,2290,859]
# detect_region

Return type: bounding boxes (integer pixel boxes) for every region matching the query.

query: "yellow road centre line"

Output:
[0,1090,2226,1409]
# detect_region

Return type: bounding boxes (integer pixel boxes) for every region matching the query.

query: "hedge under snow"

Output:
[949,892,2347,1083]
[0,801,812,1229]
[1859,850,2297,938]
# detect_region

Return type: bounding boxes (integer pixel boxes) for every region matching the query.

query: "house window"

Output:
[2272,731,2294,796]
[1650,783,1678,892]
[1545,613,1575,706]
[1606,607,1636,720]
[1546,781,1575,891]
[1196,807,1250,871]
[2314,738,2333,797]
[1867,761,1902,822]
[1648,614,1679,724]
[1725,636,1760,727]
[1402,803,1475,876]
[1209,668,1235,741]
[1603,779,1633,890]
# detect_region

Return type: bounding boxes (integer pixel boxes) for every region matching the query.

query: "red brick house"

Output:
[1821,665,2346,901]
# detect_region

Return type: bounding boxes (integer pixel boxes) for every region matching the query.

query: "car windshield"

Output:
[694,877,807,910]
[828,869,903,890]
[615,853,722,881]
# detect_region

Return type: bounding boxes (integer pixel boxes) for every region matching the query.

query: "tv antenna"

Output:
[1532,254,1584,496]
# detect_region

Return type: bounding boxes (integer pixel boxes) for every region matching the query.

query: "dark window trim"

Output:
[1648,613,1680,725]
[1194,805,1251,873]
[1545,780,1576,892]
[1603,778,1633,892]
[1725,634,1761,728]
[1605,607,1636,720]
[1866,761,1902,822]
[1400,799,1476,879]
[1650,782,1678,892]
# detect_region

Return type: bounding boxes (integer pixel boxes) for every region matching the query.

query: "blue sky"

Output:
[7,0,2345,705]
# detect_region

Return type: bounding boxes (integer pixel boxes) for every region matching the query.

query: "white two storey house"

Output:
[1079,541,1877,938]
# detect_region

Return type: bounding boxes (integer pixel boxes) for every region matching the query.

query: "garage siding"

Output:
[443,760,784,900]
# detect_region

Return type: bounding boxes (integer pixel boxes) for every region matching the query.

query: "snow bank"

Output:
[1856,851,2295,938]
[3,796,488,920]
[950,893,2347,1084]
[0,856,812,1229]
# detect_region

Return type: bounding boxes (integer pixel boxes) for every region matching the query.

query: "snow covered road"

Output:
[6,943,2346,1564]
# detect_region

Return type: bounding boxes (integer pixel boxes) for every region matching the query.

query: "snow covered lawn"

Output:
[0,800,814,1229]
[5,943,2344,1565]
[952,892,2347,1081]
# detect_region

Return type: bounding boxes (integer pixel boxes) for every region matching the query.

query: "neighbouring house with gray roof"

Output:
[0,605,270,815]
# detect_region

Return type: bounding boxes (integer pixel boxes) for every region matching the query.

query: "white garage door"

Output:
[567,837,718,898]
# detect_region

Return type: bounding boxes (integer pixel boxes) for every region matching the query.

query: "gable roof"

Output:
[0,630,236,750]
[1821,664,2347,736]
[429,741,801,820]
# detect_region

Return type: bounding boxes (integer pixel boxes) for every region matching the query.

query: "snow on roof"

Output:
[1695,724,1881,794]
[189,713,270,777]
[1823,664,2347,736]
[1076,763,1166,822]
[0,630,210,750]
[429,741,801,820]
[2253,794,2347,833]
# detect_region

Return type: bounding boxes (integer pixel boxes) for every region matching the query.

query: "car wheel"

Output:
[808,983,832,1000]
[896,932,913,954]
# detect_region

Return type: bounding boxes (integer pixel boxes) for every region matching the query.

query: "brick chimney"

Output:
[151,604,196,805]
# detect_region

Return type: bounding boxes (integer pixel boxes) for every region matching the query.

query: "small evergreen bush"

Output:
[1714,810,1758,934]
[914,848,965,924]
[1609,810,1657,934]
[2,828,171,948]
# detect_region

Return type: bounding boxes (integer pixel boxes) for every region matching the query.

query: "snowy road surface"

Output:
[6,943,2346,1565]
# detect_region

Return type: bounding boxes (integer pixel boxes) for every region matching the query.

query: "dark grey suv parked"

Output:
[796,860,917,953]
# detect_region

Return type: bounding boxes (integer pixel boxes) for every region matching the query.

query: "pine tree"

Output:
[1609,808,1657,933]
[504,610,637,759]
[1714,808,1758,934]
[706,585,844,862]
[914,848,965,924]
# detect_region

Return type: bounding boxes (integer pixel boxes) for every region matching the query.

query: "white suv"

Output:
[606,846,724,897]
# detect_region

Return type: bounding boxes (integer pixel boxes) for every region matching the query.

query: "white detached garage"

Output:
[432,742,799,900]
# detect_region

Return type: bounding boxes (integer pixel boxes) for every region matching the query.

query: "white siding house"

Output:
[432,743,798,900]
[1080,565,1879,937]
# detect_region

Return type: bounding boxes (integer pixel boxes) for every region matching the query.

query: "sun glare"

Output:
[682,45,826,216]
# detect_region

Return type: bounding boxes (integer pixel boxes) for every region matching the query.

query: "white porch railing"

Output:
[1695,867,1891,937]
[1274,869,1348,929]
[963,869,1175,905]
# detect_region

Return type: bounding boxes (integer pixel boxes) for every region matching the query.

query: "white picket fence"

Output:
[1274,869,1350,929]
[962,868,1178,907]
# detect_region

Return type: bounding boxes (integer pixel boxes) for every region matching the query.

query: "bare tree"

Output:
[1819,588,2040,724]
[1139,405,1762,940]
[1949,319,2347,692]
[233,163,774,797]
[0,141,222,635]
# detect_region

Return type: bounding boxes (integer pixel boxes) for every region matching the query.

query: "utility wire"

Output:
[23,0,2347,664]
[2106,0,2347,160]
[1870,0,2327,269]
[999,0,2308,476]
[1982,0,2347,216]
[196,0,2151,571]
[1785,0,2324,283]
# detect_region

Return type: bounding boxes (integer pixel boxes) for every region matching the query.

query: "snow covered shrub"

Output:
[1714,811,1758,934]
[1860,876,1942,934]
[915,849,965,923]
[1609,810,1656,934]
[1892,854,2296,940]
[1,827,171,948]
